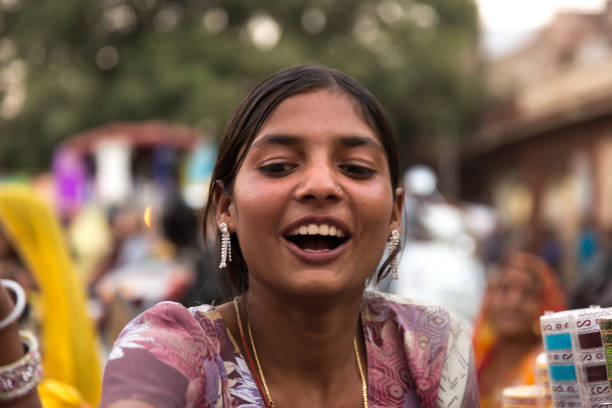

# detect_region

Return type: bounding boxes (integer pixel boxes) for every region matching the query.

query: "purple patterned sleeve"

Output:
[100,301,224,408]
[437,305,480,408]
[459,356,480,408]
[362,292,480,408]
[100,347,189,408]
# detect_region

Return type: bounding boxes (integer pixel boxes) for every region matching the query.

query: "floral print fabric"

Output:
[100,291,479,407]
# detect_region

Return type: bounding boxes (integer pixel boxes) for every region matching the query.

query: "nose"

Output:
[504,285,525,304]
[294,161,343,203]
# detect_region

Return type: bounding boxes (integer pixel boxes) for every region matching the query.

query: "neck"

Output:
[242,284,365,386]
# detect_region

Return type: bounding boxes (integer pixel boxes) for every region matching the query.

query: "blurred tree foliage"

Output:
[0,0,482,172]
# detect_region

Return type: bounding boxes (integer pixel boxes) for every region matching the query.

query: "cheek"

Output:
[488,293,503,315]
[355,185,395,227]
[231,176,287,236]
[233,191,277,226]
[521,298,541,319]
[489,289,516,316]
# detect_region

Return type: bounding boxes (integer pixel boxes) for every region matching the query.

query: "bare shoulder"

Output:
[214,300,238,341]
[214,300,235,323]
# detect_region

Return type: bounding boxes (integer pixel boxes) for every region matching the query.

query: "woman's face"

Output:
[490,266,541,339]
[217,89,402,300]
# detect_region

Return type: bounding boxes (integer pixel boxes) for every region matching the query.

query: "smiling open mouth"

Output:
[285,223,349,252]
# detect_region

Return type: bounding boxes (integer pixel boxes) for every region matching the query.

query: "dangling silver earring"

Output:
[388,229,400,280]
[219,222,231,268]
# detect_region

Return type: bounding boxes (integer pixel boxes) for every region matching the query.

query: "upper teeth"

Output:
[289,224,345,237]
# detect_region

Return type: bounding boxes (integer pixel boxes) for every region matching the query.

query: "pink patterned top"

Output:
[100,291,479,407]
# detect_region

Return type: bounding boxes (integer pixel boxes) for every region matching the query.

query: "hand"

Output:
[0,280,11,315]
[0,279,25,365]
[0,280,42,407]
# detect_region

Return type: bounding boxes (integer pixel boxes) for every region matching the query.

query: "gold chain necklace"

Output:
[233,297,368,408]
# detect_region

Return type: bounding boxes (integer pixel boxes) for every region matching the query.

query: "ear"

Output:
[213,180,235,231]
[390,187,404,233]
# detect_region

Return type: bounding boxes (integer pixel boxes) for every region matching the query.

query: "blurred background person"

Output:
[91,199,199,345]
[472,251,566,408]
[538,224,563,275]
[0,184,102,407]
[89,204,148,290]
[570,227,612,308]
[159,191,223,306]
[387,166,488,330]
[90,190,226,347]
[576,216,600,275]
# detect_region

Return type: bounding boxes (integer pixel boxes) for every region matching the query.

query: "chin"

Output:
[497,326,536,341]
[285,273,365,302]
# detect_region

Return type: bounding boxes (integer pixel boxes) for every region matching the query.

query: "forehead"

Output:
[500,265,539,288]
[251,89,380,145]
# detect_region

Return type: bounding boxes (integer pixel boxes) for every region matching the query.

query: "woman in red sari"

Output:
[473,251,566,407]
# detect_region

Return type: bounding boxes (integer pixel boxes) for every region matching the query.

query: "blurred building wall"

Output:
[460,1,612,285]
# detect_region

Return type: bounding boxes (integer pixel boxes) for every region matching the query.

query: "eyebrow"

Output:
[250,134,302,149]
[250,133,385,152]
[337,135,384,151]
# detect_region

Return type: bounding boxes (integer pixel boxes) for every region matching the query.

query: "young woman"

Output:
[99,66,479,408]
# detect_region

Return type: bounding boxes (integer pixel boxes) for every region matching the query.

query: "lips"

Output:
[282,217,351,263]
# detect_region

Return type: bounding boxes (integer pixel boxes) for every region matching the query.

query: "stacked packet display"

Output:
[541,307,612,408]
[568,307,612,407]
[600,318,612,398]
[541,310,581,407]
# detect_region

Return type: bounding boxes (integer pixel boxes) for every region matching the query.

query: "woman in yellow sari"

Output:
[0,184,101,407]
[472,251,566,407]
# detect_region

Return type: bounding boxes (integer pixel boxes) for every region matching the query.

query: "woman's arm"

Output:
[0,282,42,408]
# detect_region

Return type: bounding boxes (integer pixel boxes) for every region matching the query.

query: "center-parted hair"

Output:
[202,65,400,295]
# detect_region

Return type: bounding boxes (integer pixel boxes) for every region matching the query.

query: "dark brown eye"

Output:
[340,164,375,178]
[259,162,296,176]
